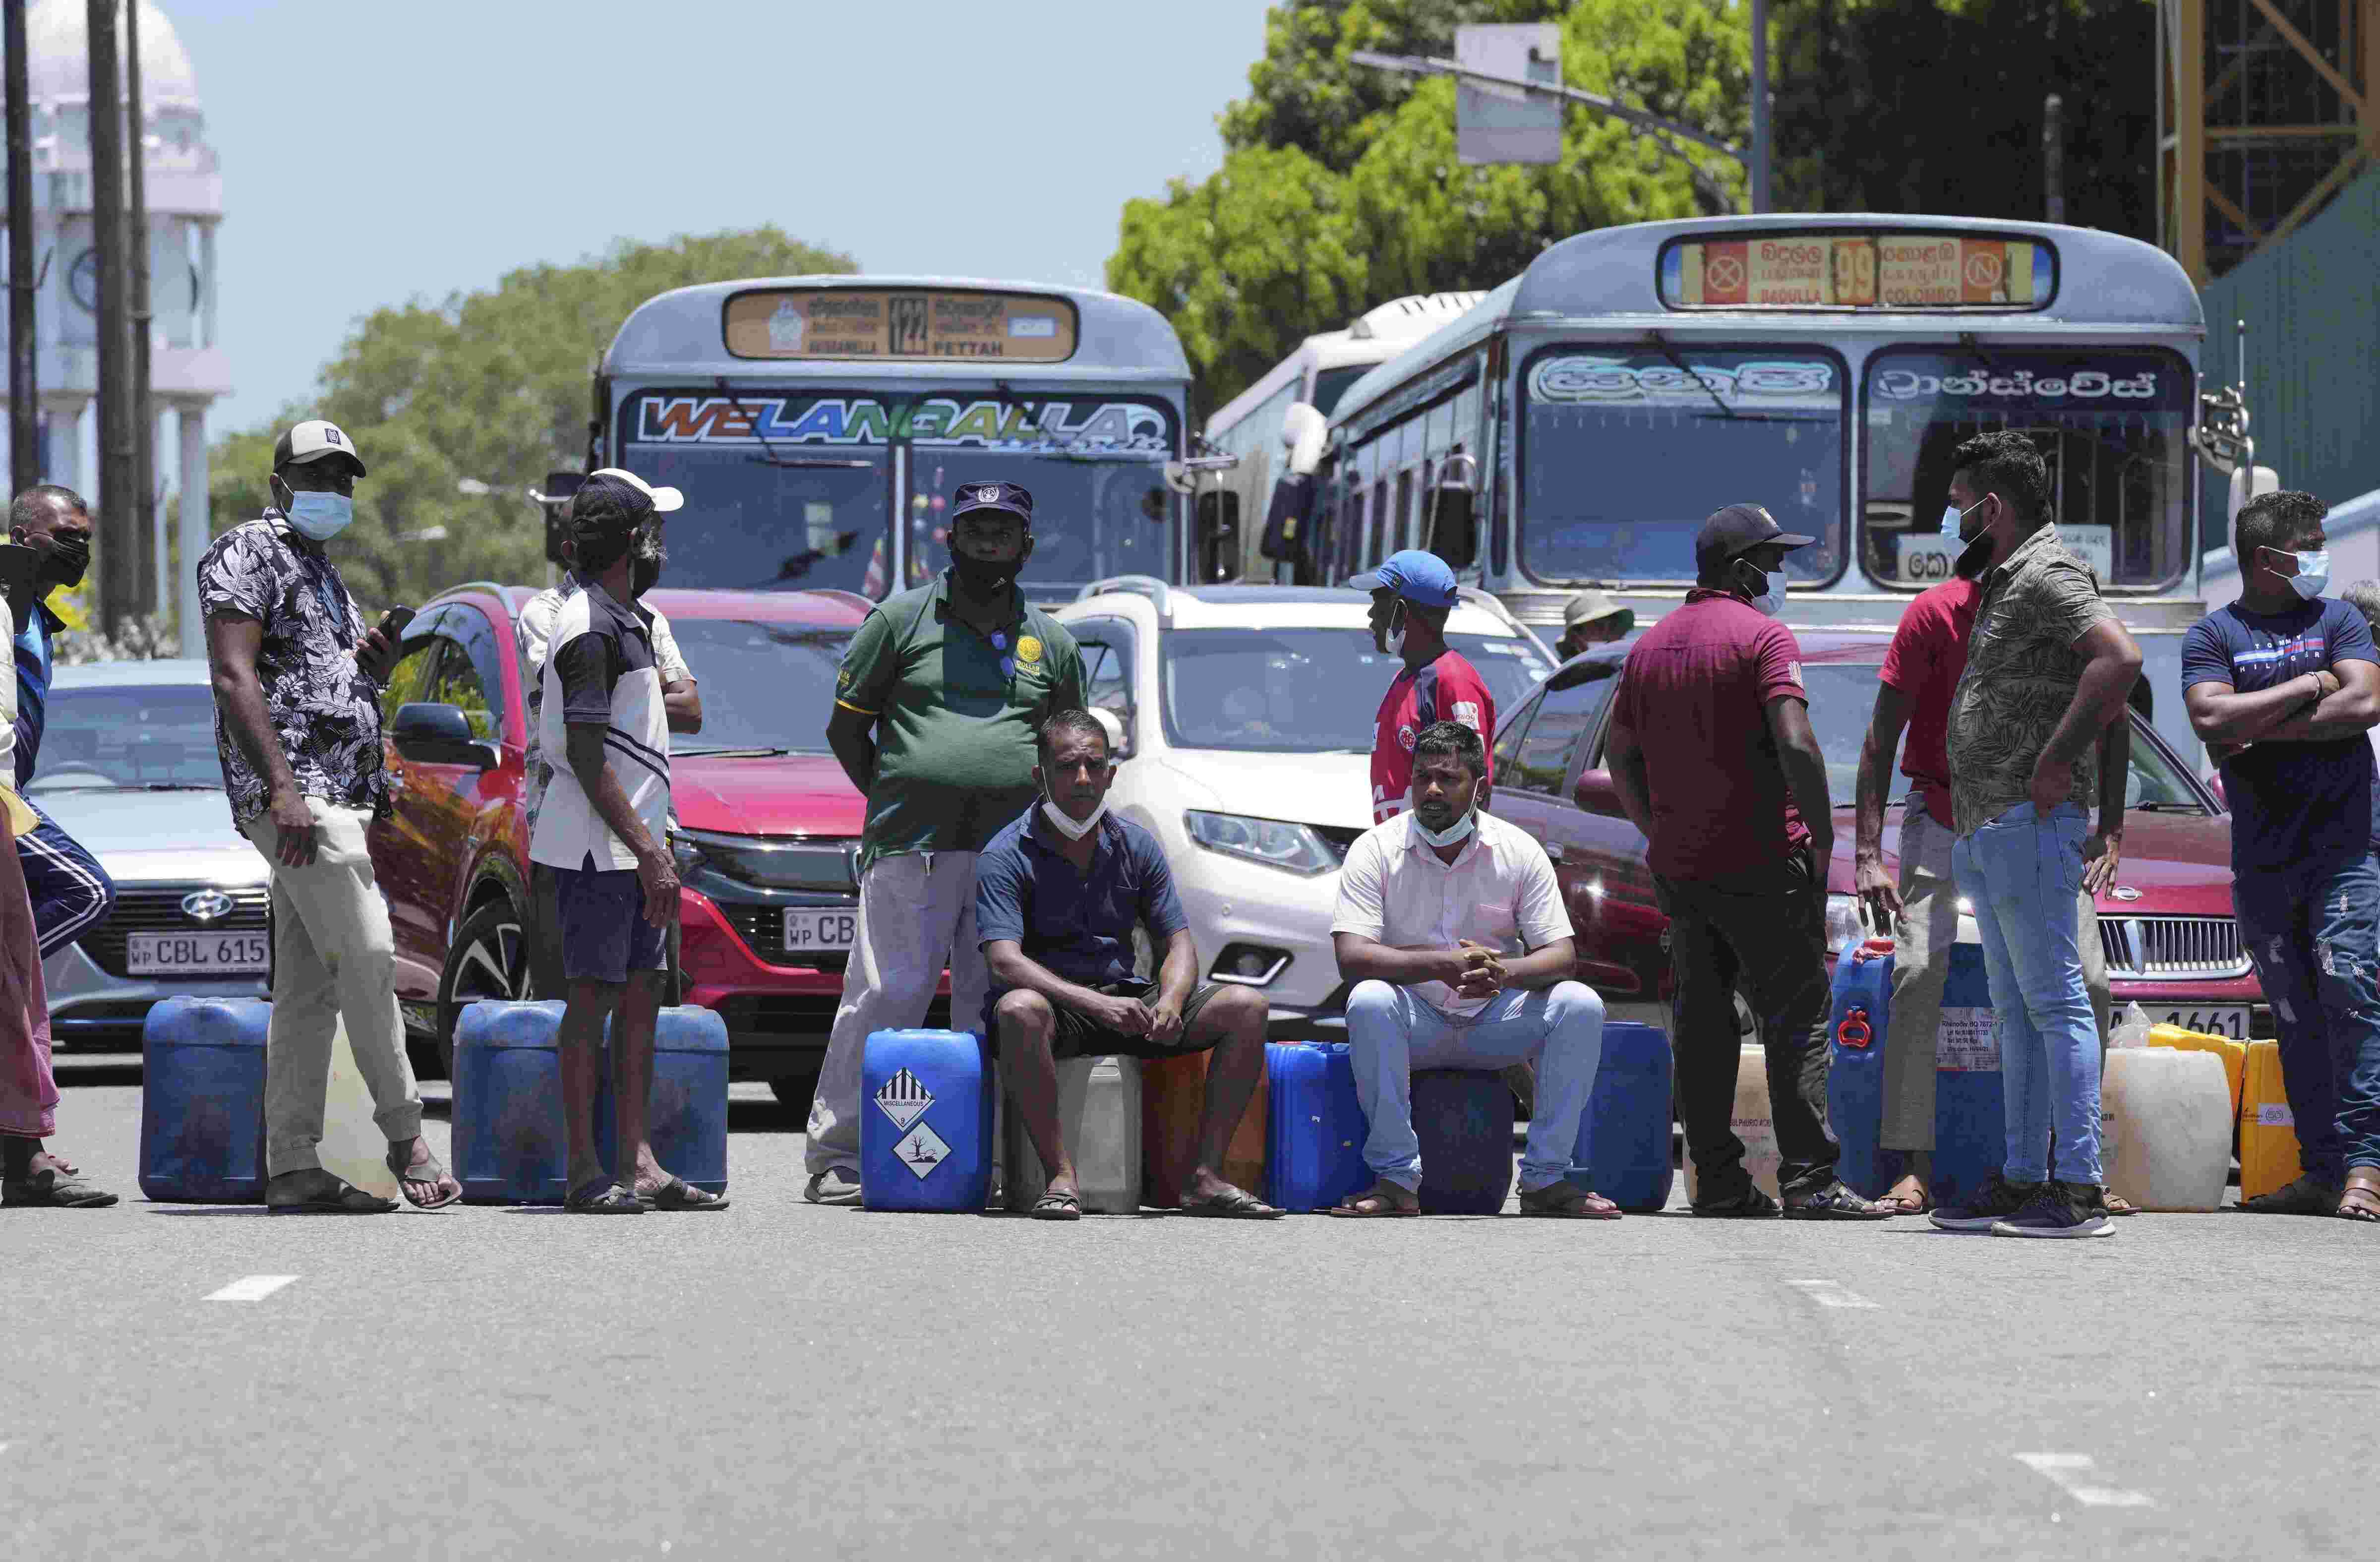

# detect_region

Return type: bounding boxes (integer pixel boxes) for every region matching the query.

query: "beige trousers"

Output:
[243,799,422,1176]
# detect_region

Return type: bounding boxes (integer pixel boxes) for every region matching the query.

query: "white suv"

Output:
[1053,580,1554,1033]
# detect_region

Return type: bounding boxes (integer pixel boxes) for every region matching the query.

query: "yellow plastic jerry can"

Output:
[2147,1024,2247,1120]
[2237,1039,2304,1202]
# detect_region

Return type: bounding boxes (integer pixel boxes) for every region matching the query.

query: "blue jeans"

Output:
[1953,801,2101,1186]
[2234,853,2380,1181]
[1344,978,1605,1193]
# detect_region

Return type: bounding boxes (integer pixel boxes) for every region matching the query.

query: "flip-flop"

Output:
[386,1146,462,1211]
[1877,1183,1933,1215]
[1030,1190,1081,1221]
[1692,1186,1783,1219]
[639,1176,729,1212]
[1517,1182,1622,1218]
[0,1166,119,1208]
[1325,1189,1420,1218]
[2104,1191,2141,1217]
[564,1178,644,1214]
[2337,1169,2380,1223]
[267,1177,397,1215]
[1179,1187,1284,1219]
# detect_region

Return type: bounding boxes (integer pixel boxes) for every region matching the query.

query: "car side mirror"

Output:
[1196,489,1242,582]
[1574,766,1625,818]
[392,702,495,770]
[1427,454,1479,572]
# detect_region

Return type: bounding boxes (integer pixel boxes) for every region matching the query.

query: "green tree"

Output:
[209,227,855,608]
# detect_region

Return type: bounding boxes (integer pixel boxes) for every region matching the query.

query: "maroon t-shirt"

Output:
[1876,577,1980,829]
[1615,588,1811,879]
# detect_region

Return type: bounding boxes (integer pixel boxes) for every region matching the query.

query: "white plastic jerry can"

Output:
[2103,1047,2230,1212]
[1682,1043,1782,1204]
[1004,1055,1144,1214]
[316,1017,402,1202]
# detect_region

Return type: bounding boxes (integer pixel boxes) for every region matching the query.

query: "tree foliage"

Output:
[208,228,855,608]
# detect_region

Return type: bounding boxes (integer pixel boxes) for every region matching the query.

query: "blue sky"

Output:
[155,0,1276,434]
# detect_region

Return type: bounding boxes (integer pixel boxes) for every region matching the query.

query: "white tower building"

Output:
[5,0,227,655]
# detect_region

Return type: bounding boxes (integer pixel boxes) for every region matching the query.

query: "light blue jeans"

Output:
[1344,979,1606,1193]
[1952,800,2101,1186]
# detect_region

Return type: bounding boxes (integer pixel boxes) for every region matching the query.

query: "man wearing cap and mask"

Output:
[810,480,1084,1206]
[1606,504,1892,1220]
[199,419,458,1213]
[1556,590,1634,660]
[1354,549,1496,825]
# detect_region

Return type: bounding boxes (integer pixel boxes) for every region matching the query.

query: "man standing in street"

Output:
[1606,504,1889,1219]
[810,481,1083,1205]
[2185,493,2380,1221]
[5,487,114,960]
[1925,431,2142,1240]
[199,420,459,1212]
[1329,721,1612,1217]
[1555,589,1633,660]
[1354,549,1495,824]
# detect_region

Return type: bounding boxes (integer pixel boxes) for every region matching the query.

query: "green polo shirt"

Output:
[834,571,1084,873]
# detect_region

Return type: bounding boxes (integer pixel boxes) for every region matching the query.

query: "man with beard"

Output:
[810,481,1084,1205]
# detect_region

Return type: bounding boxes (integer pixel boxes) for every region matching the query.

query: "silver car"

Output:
[33,659,269,1046]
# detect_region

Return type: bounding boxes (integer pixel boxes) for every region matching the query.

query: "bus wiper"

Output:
[1644,332,1738,421]
[2133,800,2204,812]
[710,377,870,469]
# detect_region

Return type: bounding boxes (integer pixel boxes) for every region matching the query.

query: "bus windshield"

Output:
[1860,348,2194,591]
[1518,346,1846,586]
[622,447,888,596]
[899,451,1176,596]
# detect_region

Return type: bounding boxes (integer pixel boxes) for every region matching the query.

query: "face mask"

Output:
[1941,497,1988,538]
[1413,805,1476,848]
[39,532,88,588]
[630,525,667,596]
[285,491,354,541]
[1739,561,1787,617]
[1384,602,1408,657]
[1040,793,1108,841]
[2270,546,2330,600]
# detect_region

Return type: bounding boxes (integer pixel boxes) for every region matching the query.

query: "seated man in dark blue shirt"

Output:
[975,710,1279,1222]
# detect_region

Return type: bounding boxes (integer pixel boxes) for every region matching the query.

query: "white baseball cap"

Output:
[274,419,366,476]
[588,467,682,513]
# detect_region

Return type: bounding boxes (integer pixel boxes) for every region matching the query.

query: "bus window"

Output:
[1860,348,2192,592]
[1310,364,1370,419]
[1395,470,1415,552]
[1369,477,1388,564]
[1517,345,1846,587]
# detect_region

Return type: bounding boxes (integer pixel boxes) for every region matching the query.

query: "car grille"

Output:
[2097,915,2252,980]
[79,883,271,980]
[721,903,852,971]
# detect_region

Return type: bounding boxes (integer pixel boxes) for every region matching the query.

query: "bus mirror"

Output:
[1427,454,1479,572]
[1258,473,1314,564]
[1196,489,1243,582]
[1280,402,1328,477]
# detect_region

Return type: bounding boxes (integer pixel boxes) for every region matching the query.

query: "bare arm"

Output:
[2037,621,2144,773]
[826,703,877,793]
[661,677,703,735]
[1331,930,1473,990]
[982,936,1156,1035]
[2253,659,2380,743]
[2185,670,2330,745]
[1499,935,1575,993]
[2085,712,2130,896]
[1852,684,1914,924]
[1764,695,1834,858]
[1142,928,1202,1043]
[563,722,678,929]
[1603,713,1658,841]
[206,612,318,867]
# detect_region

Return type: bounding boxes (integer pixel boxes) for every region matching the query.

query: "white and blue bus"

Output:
[1288,216,2208,750]
[591,277,1203,604]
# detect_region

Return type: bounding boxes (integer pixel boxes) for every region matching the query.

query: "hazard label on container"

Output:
[2257,1102,2295,1127]
[893,1121,952,1179]
[1937,1007,1999,1072]
[875,1068,934,1132]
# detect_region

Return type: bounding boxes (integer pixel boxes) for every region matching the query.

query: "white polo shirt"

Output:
[1331,809,1572,1017]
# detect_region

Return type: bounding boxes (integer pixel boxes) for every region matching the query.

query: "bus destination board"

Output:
[1662,233,2054,310]
[723,289,1079,361]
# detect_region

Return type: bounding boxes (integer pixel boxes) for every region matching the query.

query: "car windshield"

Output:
[609,447,890,598]
[1161,629,1553,752]
[1797,661,2204,812]
[663,617,854,756]
[32,682,222,791]
[1518,346,1846,586]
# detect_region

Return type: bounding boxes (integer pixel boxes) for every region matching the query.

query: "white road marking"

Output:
[2015,1452,2155,1507]
[205,1274,298,1303]
[1787,1278,1879,1309]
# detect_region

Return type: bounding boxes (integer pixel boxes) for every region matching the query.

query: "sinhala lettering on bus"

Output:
[1526,356,1836,405]
[1870,368,2164,402]
[633,394,1170,453]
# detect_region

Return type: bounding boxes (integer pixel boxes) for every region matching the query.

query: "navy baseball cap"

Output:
[1694,503,1814,575]
[951,481,1034,527]
[1348,548,1460,608]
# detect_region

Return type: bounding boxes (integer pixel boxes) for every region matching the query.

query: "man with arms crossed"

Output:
[1329,721,1612,1217]
[977,711,1278,1220]
[2185,492,2380,1222]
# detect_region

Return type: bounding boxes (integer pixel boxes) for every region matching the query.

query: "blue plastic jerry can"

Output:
[452,1000,574,1204]
[860,1029,994,1212]
[1571,1021,1676,1212]
[1827,937,2009,1208]
[1828,937,1897,1199]
[594,1006,730,1195]
[1263,1041,1370,1213]
[139,997,270,1202]
[1413,1069,1514,1213]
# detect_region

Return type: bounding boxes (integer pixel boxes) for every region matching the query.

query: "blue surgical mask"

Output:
[2269,546,2330,600]
[1413,806,1476,848]
[285,491,354,541]
[1941,497,1988,538]
[1741,565,1788,617]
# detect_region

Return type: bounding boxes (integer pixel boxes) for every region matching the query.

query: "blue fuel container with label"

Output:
[1413,1069,1515,1213]
[1570,1021,1675,1212]
[139,997,270,1202]
[1829,937,2008,1208]
[1829,937,1897,1200]
[861,1029,993,1212]
[1264,1041,1370,1213]
[592,1005,731,1196]
[453,1000,574,1204]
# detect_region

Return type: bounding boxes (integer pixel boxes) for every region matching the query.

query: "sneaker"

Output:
[1929,1171,2038,1232]
[804,1167,863,1206]
[1990,1179,2115,1239]
[1782,1180,1895,1220]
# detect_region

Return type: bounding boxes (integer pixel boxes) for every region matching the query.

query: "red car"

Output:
[371,583,916,1103]
[1489,631,2263,1042]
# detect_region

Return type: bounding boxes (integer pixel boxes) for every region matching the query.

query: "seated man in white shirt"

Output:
[1329,721,1613,1217]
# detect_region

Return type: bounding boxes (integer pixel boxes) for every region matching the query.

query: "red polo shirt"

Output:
[1877,577,1980,829]
[1614,589,1809,879]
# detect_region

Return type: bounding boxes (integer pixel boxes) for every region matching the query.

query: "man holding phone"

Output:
[198,419,458,1213]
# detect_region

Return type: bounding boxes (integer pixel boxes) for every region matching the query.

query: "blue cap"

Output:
[950,480,1034,527]
[1347,549,1459,608]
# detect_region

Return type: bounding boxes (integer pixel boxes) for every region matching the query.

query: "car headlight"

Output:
[1824,893,1868,952]
[1184,810,1337,876]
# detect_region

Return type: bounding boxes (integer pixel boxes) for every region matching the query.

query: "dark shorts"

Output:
[990,979,1235,1061]
[551,861,669,984]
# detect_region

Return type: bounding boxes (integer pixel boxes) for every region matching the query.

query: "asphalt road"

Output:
[2,1055,2369,1562]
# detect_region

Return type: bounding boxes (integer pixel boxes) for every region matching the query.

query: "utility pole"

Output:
[1750,0,1771,213]
[4,0,37,492]
[126,0,153,615]
[2042,94,2065,224]
[87,0,132,638]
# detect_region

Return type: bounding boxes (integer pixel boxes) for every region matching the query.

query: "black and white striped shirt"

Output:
[528,579,670,872]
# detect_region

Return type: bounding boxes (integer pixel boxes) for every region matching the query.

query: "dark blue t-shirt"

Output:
[2182,597,2379,872]
[973,807,1190,1001]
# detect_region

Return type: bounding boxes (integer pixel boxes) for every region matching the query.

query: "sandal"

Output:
[2337,1167,2380,1224]
[386,1145,462,1211]
[1517,1181,1622,1219]
[267,1175,397,1215]
[2104,1191,2141,1217]
[2239,1172,2343,1215]
[564,1178,644,1214]
[1030,1190,1081,1222]
[1326,1185,1420,1218]
[639,1176,729,1212]
[1877,1177,1932,1215]
[1179,1186,1284,1219]
[1,1165,119,1208]
[1692,1184,1783,1219]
